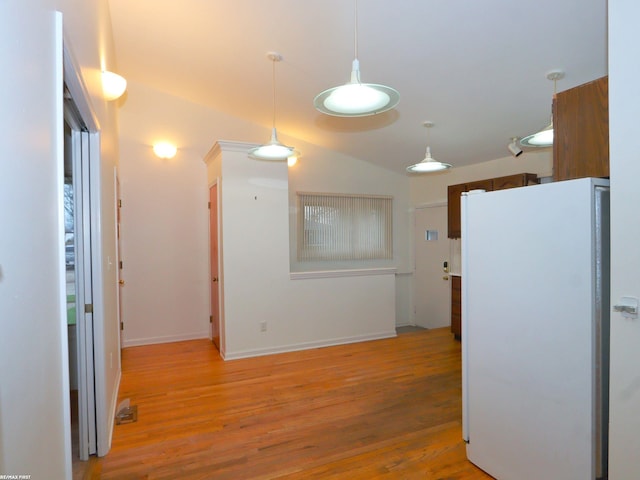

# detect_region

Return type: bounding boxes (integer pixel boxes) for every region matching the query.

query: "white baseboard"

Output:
[221,330,397,361]
[123,331,210,348]
[395,321,413,328]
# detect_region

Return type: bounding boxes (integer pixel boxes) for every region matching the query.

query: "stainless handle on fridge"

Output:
[613,305,637,314]
[613,296,639,318]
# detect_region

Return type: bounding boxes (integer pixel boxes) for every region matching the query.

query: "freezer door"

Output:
[461,178,608,480]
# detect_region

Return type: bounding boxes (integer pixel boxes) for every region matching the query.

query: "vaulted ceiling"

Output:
[108,0,607,174]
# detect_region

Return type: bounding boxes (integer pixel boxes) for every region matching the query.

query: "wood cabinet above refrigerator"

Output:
[553,76,609,181]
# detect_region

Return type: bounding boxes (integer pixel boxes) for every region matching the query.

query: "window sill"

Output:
[290,267,397,280]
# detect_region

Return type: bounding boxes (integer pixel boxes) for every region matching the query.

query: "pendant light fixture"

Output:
[248,52,295,161]
[313,0,399,117]
[407,122,452,173]
[519,70,564,148]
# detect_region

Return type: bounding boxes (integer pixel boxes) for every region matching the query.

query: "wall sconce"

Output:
[101,71,127,101]
[287,150,301,167]
[153,142,177,159]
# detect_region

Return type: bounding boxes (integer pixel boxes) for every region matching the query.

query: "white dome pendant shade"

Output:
[407,146,452,173]
[313,0,399,117]
[314,59,400,117]
[519,118,553,147]
[519,70,564,149]
[406,122,452,173]
[248,52,295,161]
[249,127,294,161]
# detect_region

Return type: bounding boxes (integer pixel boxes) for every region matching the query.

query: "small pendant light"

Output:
[406,122,452,173]
[519,70,564,148]
[313,0,399,117]
[248,52,295,161]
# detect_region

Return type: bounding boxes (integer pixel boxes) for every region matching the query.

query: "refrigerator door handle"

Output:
[461,194,470,443]
[613,297,639,318]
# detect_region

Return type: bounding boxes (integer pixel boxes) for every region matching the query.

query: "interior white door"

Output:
[413,205,450,328]
[68,122,97,460]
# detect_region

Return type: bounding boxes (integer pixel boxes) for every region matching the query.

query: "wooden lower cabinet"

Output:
[451,275,462,339]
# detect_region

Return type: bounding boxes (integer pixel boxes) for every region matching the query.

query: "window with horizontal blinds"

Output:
[297,193,393,262]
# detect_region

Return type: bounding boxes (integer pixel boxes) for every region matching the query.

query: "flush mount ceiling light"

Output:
[406,122,452,173]
[313,0,399,117]
[153,142,177,159]
[520,70,564,148]
[248,52,295,161]
[101,70,127,101]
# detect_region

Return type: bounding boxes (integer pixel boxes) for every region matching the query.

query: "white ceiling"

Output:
[108,0,607,174]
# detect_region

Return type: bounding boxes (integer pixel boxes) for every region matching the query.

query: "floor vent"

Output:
[115,399,138,425]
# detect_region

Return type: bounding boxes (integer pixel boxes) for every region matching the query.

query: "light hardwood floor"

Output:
[90,327,493,479]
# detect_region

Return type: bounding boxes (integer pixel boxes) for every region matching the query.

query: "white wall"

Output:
[120,82,412,346]
[0,5,69,477]
[117,136,210,346]
[118,99,210,345]
[117,82,279,346]
[205,142,398,359]
[288,142,413,325]
[608,1,640,478]
[0,0,121,476]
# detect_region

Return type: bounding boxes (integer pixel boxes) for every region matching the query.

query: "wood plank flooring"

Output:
[92,328,493,479]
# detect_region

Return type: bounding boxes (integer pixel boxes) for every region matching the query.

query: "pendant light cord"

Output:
[271,57,277,130]
[354,0,358,60]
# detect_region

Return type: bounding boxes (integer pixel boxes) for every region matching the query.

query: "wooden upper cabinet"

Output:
[447,173,538,238]
[465,178,494,193]
[493,173,538,191]
[553,76,609,181]
[447,183,468,239]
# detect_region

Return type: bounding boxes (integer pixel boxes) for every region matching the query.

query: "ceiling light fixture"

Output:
[101,70,127,101]
[313,0,399,117]
[406,122,451,173]
[519,70,564,148]
[508,137,523,157]
[248,52,295,161]
[153,142,177,159]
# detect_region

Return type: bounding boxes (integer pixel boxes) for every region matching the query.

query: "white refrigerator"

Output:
[461,177,609,480]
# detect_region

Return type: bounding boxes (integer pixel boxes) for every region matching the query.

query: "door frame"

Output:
[209,180,222,352]
[63,37,104,459]
[115,170,124,351]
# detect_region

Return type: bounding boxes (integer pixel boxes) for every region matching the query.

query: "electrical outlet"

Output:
[260,321,267,332]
